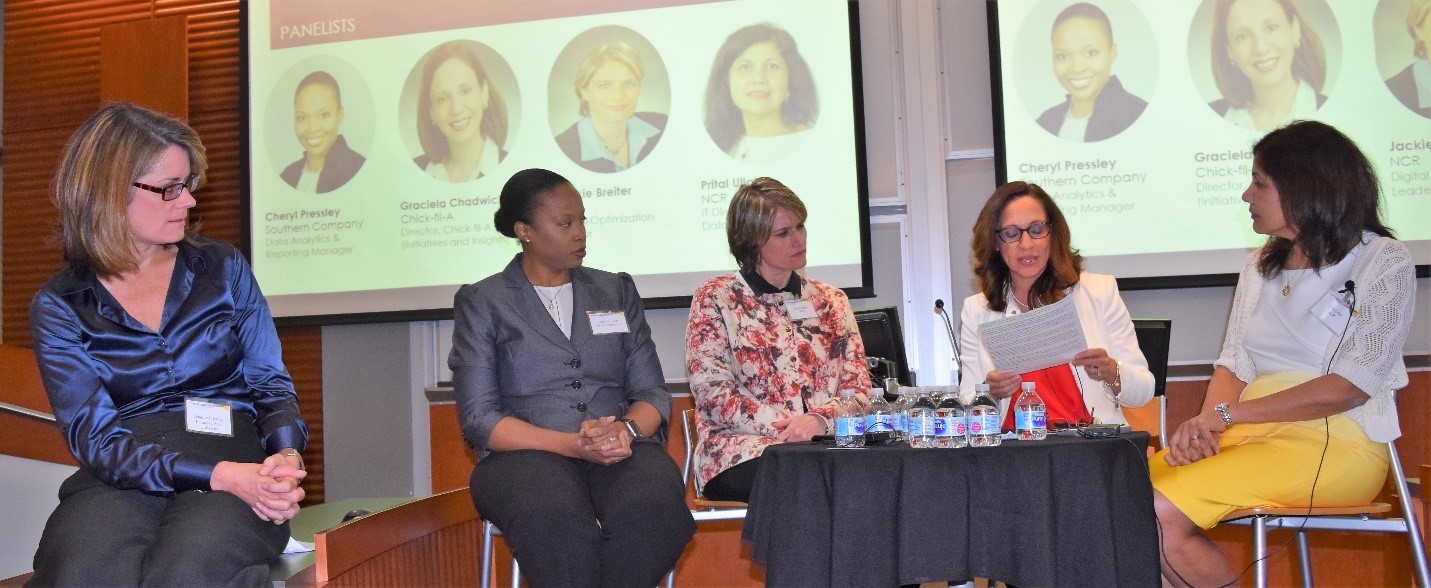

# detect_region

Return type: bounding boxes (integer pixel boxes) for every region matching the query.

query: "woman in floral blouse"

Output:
[685,177,869,502]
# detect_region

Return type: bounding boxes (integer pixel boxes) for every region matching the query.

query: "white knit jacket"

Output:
[1214,233,1416,442]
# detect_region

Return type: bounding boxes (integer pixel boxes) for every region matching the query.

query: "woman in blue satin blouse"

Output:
[27,103,308,587]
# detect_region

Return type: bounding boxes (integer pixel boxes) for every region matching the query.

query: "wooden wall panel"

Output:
[279,326,325,505]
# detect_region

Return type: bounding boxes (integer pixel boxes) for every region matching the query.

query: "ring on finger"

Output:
[607,435,618,442]
[1191,434,1200,441]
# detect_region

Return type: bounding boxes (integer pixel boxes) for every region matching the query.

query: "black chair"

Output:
[1131,318,1171,446]
[854,306,912,386]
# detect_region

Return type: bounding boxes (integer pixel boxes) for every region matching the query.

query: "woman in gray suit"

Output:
[449,168,695,587]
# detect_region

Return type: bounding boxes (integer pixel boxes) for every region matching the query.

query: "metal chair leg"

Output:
[1387,444,1431,588]
[510,558,520,588]
[481,521,494,588]
[664,568,675,588]
[1294,531,1312,588]
[1253,515,1269,588]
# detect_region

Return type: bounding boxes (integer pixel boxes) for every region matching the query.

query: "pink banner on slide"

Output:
[268,0,723,50]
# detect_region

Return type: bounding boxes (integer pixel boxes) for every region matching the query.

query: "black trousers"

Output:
[470,443,696,588]
[28,412,288,587]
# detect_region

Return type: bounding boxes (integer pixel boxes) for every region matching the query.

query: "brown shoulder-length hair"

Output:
[416,41,509,163]
[1210,0,1325,109]
[52,102,206,277]
[1252,120,1391,278]
[725,177,807,271]
[971,181,1082,312]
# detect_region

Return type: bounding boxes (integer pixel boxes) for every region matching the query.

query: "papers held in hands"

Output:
[977,295,1088,375]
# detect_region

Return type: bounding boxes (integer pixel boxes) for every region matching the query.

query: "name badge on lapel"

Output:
[588,311,630,335]
[1312,290,1354,333]
[784,299,817,320]
[185,398,233,437]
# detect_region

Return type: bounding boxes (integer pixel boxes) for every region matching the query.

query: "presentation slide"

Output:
[246,0,868,319]
[992,0,1431,281]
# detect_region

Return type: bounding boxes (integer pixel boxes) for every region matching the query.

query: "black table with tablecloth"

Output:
[741,432,1159,587]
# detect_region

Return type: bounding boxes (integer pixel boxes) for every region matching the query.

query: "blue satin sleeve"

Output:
[28,239,305,493]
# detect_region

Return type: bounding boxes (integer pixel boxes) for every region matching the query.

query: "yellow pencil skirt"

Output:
[1148,372,1388,529]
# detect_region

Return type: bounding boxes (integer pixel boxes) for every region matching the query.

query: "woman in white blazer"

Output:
[957,181,1153,427]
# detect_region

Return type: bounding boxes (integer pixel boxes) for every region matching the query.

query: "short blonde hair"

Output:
[573,41,644,117]
[52,103,206,277]
[725,177,808,271]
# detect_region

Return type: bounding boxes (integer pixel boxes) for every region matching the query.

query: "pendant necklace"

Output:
[535,283,569,325]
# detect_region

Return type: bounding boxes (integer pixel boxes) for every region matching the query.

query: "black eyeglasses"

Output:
[132,174,200,201]
[995,220,1051,244]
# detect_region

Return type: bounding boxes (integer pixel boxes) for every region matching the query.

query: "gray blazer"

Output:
[449,254,671,454]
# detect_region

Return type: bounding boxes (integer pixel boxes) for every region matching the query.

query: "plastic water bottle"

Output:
[908,390,939,448]
[968,383,1002,447]
[864,388,897,444]
[1014,381,1048,440]
[892,387,914,442]
[834,389,867,447]
[936,386,968,448]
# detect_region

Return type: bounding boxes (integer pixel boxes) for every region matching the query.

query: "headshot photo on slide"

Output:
[265,57,373,195]
[703,22,820,164]
[401,40,521,184]
[548,26,671,174]
[1189,0,1342,133]
[1374,0,1431,119]
[1027,1,1154,143]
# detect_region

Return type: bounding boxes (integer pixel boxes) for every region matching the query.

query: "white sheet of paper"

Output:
[587,311,630,334]
[977,296,1088,375]
[283,537,315,554]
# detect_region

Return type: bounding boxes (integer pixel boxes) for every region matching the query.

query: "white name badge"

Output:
[1312,290,1355,333]
[185,398,233,437]
[784,299,818,320]
[588,310,630,335]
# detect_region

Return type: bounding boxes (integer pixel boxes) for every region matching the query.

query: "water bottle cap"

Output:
[975,383,990,392]
[1021,382,1035,390]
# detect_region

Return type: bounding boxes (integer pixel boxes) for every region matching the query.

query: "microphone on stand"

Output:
[934,299,962,384]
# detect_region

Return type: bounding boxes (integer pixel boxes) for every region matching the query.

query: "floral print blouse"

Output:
[685,273,870,487]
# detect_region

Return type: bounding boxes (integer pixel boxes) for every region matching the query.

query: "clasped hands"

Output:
[1164,410,1228,467]
[211,451,306,525]
[576,415,632,465]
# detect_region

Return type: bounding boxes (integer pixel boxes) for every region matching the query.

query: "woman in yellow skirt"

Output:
[1149,120,1418,587]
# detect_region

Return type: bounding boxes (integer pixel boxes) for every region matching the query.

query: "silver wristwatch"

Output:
[1213,403,1234,428]
[619,418,643,439]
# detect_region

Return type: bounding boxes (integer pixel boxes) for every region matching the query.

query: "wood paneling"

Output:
[312,488,479,585]
[0,345,75,466]
[99,16,188,117]
[280,326,325,505]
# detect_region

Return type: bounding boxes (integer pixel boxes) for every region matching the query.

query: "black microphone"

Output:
[934,299,963,384]
[1338,280,1355,294]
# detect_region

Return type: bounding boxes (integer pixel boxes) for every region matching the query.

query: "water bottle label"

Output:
[1032,409,1046,429]
[952,416,968,436]
[867,415,896,432]
[969,419,982,434]
[912,416,936,436]
[982,413,1001,434]
[898,414,908,432]
[836,417,865,436]
[1015,409,1033,430]
[934,417,949,436]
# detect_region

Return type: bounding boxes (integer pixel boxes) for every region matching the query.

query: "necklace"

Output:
[1008,286,1033,312]
[534,283,570,325]
[601,135,627,154]
[1281,265,1310,297]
